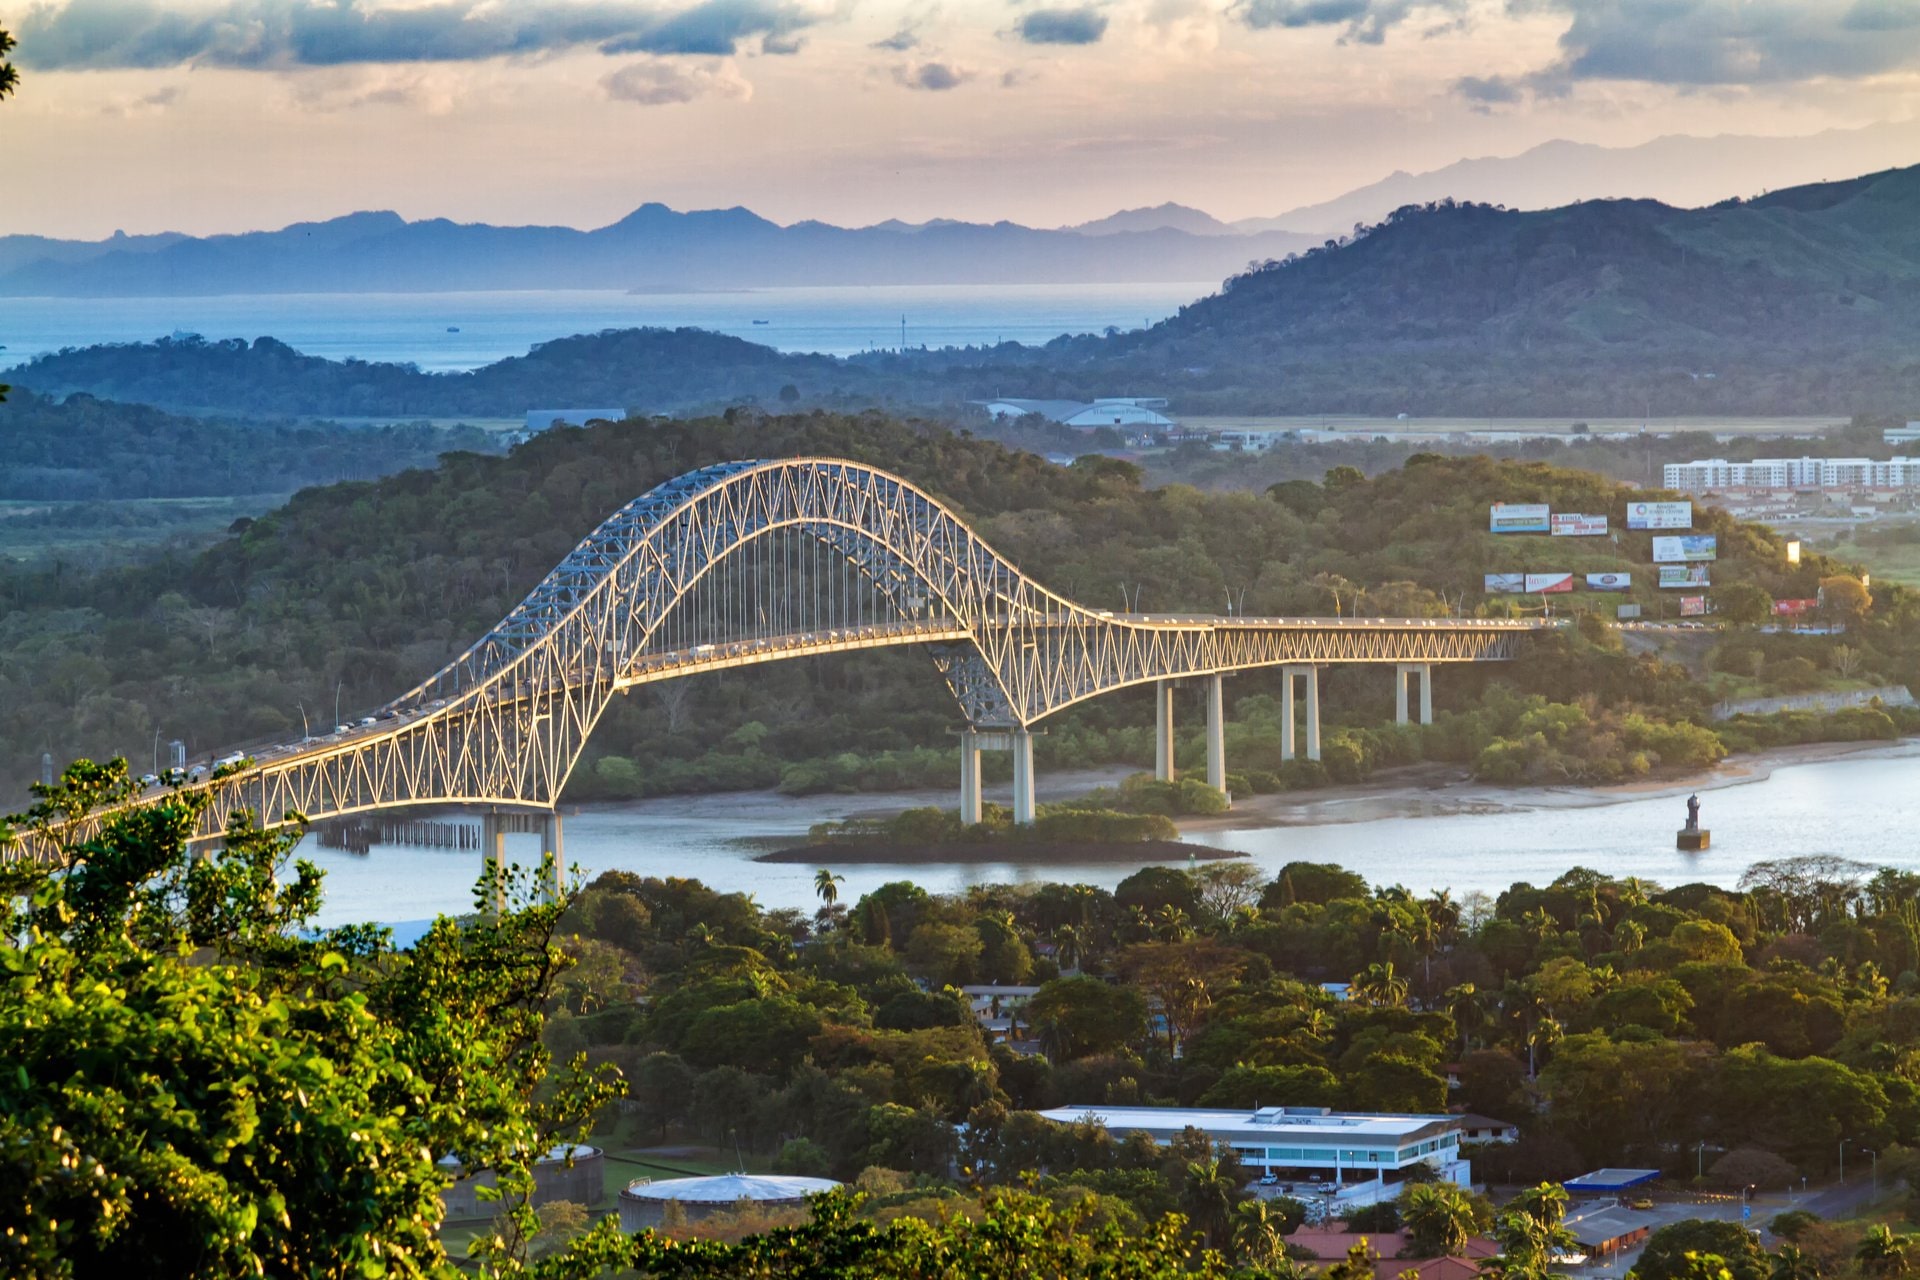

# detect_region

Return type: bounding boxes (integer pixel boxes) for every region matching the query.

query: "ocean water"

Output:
[0,283,1211,372]
[303,744,1920,929]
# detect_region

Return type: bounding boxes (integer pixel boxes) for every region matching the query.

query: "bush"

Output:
[772,1137,832,1177]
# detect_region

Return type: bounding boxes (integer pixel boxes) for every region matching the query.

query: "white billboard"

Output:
[1658,565,1711,589]
[1628,501,1693,530]
[1525,573,1574,594]
[1652,534,1718,563]
[1586,573,1633,591]
[1490,504,1551,534]
[1483,573,1526,594]
[1552,514,1609,537]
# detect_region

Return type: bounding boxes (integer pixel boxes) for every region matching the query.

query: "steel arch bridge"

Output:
[9,458,1546,861]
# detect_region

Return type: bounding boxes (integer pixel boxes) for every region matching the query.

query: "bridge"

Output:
[9,458,1546,870]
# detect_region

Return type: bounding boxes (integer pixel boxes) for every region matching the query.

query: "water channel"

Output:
[301,742,1920,931]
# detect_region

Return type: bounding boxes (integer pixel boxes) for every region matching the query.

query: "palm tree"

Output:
[813,867,843,906]
[1403,1181,1479,1257]
[1034,1014,1072,1063]
[1614,918,1647,955]
[1155,905,1194,942]
[1527,1015,1564,1074]
[1353,961,1410,1008]
[1772,1245,1822,1280]
[1446,982,1485,1055]
[1180,1157,1238,1251]
[1054,924,1083,972]
[1857,1225,1914,1278]
[1231,1198,1286,1267]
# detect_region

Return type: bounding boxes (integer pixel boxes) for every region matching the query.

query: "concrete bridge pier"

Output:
[1153,680,1177,782]
[1394,663,1434,726]
[1281,664,1322,762]
[1204,673,1227,800]
[541,811,565,902]
[959,730,984,825]
[1011,729,1035,826]
[958,728,1038,826]
[481,810,508,914]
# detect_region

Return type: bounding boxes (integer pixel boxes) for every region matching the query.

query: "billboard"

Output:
[1586,572,1633,591]
[1525,573,1575,594]
[1679,596,1709,617]
[1483,573,1526,594]
[1659,565,1711,589]
[1491,503,1551,534]
[1773,598,1818,616]
[1552,513,1609,537]
[1652,534,1718,563]
[1617,603,1643,619]
[1628,501,1693,530]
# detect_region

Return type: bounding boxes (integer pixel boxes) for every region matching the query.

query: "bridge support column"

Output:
[1281,664,1321,762]
[1395,663,1433,726]
[1204,674,1227,802]
[1011,729,1036,826]
[481,811,507,914]
[1153,680,1176,782]
[959,730,983,826]
[541,811,566,902]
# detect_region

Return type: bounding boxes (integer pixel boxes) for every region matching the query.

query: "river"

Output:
[301,743,1920,930]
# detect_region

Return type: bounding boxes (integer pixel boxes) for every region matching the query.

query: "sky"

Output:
[3,0,1920,238]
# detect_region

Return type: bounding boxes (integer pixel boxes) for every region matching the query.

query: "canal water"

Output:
[302,743,1920,930]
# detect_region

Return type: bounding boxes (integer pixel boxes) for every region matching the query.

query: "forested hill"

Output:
[1026,164,1920,415]
[8,328,884,418]
[0,412,1902,806]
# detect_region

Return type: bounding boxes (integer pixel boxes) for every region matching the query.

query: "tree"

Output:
[814,867,844,906]
[1819,575,1872,627]
[1024,977,1149,1060]
[1181,1157,1240,1251]
[1857,1226,1915,1279]
[0,759,626,1278]
[1636,1220,1770,1280]
[1353,960,1410,1007]
[1771,1245,1822,1280]
[1401,1181,1485,1257]
[1231,1198,1288,1267]
[1716,583,1774,628]
[0,24,15,102]
[1491,1183,1575,1280]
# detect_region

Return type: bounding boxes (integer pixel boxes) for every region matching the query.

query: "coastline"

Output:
[755,838,1243,866]
[1174,737,1920,835]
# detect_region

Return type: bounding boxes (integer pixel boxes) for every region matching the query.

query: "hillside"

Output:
[0,413,1905,807]
[8,329,885,418]
[1011,165,1920,415]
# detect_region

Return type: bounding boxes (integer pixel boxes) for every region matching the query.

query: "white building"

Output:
[1212,430,1287,453]
[1884,423,1920,446]
[1035,1105,1467,1190]
[1662,456,1920,493]
[975,397,1174,429]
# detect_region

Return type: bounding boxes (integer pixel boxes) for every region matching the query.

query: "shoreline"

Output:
[1175,737,1920,834]
[755,838,1243,866]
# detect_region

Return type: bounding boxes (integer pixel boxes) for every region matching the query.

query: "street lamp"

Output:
[297,702,311,741]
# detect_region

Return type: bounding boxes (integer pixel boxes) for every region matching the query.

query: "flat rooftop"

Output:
[1565,1168,1662,1192]
[1036,1105,1459,1143]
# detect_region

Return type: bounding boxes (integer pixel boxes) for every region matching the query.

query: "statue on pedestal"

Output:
[1685,793,1701,832]
[1677,792,1709,850]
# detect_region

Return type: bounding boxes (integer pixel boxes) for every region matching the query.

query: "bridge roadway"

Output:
[4,458,1551,867]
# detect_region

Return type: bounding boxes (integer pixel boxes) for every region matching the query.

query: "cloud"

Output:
[17,0,828,69]
[100,83,183,116]
[1237,0,1460,44]
[603,55,753,103]
[871,25,920,51]
[1470,0,1920,100]
[892,59,971,89]
[1016,7,1110,45]
[1452,73,1523,104]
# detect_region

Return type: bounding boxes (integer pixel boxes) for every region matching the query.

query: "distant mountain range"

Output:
[8,121,1912,298]
[0,206,1314,297]
[15,163,1920,417]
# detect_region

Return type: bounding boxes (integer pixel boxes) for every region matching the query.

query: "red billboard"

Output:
[1773,598,1818,616]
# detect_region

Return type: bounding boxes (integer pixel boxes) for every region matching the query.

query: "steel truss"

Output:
[8,458,1543,861]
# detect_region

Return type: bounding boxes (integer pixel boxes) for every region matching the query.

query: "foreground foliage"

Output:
[0,760,624,1279]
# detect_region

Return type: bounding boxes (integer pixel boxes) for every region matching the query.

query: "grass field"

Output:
[1819,536,1920,588]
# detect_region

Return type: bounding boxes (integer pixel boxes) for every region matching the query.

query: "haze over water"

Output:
[303,744,1920,929]
[0,283,1210,372]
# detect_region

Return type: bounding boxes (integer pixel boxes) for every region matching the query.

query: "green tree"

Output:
[1025,976,1149,1060]
[1491,1183,1574,1280]
[0,759,625,1278]
[1771,1245,1822,1280]
[1180,1157,1240,1251]
[1401,1181,1484,1257]
[1635,1220,1770,1280]
[1716,583,1775,628]
[814,867,844,906]
[1857,1226,1916,1279]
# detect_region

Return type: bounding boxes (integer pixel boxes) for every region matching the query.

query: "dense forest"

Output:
[16,167,1920,420]
[0,389,494,499]
[0,411,1905,807]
